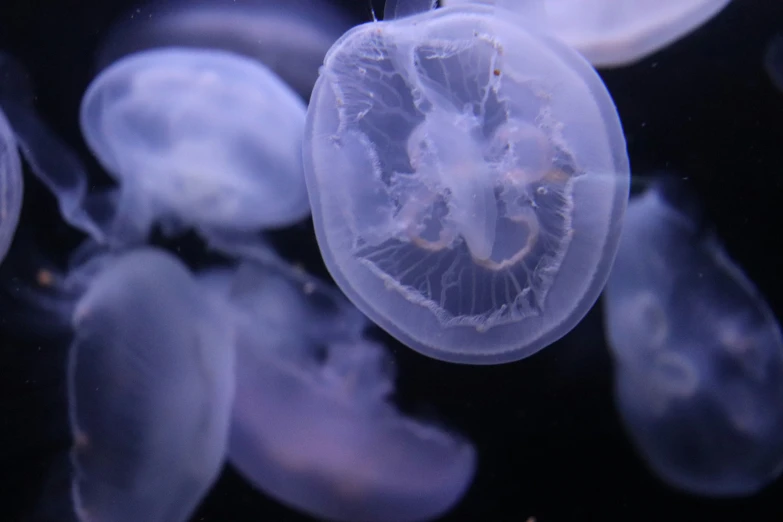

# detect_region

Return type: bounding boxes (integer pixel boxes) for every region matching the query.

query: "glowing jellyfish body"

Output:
[303,4,629,364]
[603,186,783,496]
[0,107,23,264]
[203,254,475,521]
[96,0,354,99]
[68,249,235,521]
[0,52,111,243]
[543,0,732,66]
[443,0,732,67]
[80,47,309,244]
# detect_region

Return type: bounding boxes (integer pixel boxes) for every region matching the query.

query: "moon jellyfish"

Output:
[0,106,23,265]
[303,4,629,364]
[95,0,355,99]
[67,248,235,521]
[80,47,309,245]
[443,0,732,67]
[544,0,732,66]
[765,33,783,93]
[203,250,476,521]
[603,184,783,496]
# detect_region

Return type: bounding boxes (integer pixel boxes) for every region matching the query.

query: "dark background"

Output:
[1,0,783,521]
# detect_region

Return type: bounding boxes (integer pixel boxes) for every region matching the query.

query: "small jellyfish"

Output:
[95,0,355,99]
[64,248,234,521]
[81,47,309,244]
[443,0,732,67]
[0,106,23,265]
[303,4,629,364]
[543,0,733,66]
[203,251,476,521]
[764,32,783,93]
[603,184,783,497]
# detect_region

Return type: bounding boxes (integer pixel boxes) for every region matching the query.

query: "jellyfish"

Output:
[201,247,476,521]
[1,48,308,249]
[80,47,310,244]
[764,32,783,93]
[442,0,732,67]
[603,184,783,497]
[95,0,355,99]
[303,3,629,364]
[0,106,23,265]
[35,248,235,521]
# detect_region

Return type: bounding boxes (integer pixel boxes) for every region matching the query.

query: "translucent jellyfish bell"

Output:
[443,0,732,67]
[80,47,309,243]
[603,184,783,497]
[96,0,355,99]
[203,253,476,521]
[542,0,733,66]
[303,4,629,364]
[67,248,235,521]
[0,107,23,265]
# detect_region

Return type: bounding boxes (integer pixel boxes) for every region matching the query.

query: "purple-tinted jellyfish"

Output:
[603,184,783,497]
[0,50,308,250]
[39,248,235,522]
[80,47,309,243]
[303,3,629,364]
[443,0,732,67]
[541,0,732,67]
[200,247,476,522]
[0,105,23,265]
[95,0,355,99]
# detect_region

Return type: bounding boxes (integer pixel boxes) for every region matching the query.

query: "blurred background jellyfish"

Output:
[442,0,733,67]
[0,106,23,265]
[304,3,629,364]
[80,47,309,245]
[201,245,476,521]
[65,248,235,522]
[2,46,309,251]
[603,182,783,497]
[95,0,355,99]
[765,32,783,93]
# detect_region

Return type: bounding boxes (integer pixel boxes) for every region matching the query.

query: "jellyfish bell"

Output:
[0,105,23,265]
[543,0,733,67]
[604,183,783,497]
[303,3,629,364]
[95,0,355,99]
[67,248,235,522]
[442,0,732,67]
[5,247,236,522]
[201,249,476,522]
[229,337,476,522]
[80,47,309,244]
